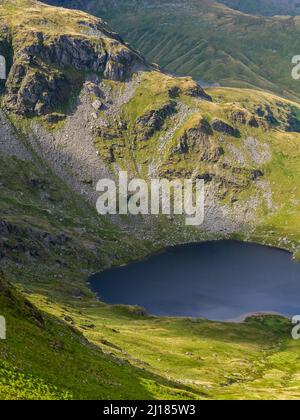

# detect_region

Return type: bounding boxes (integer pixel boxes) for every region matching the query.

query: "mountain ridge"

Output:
[44,0,300,102]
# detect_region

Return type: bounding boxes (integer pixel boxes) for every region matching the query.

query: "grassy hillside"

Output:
[46,0,300,101]
[220,0,300,16]
[2,265,300,400]
[36,295,300,400]
[1,0,300,400]
[0,272,202,400]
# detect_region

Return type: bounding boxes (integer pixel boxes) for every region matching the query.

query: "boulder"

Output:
[211,118,240,137]
[186,84,212,102]
[251,169,264,180]
[92,99,103,111]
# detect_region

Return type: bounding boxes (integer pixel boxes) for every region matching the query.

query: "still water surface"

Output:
[89,241,300,321]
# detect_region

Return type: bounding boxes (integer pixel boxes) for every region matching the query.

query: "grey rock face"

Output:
[173,118,224,164]
[211,118,240,137]
[3,29,147,116]
[285,113,300,133]
[5,66,67,115]
[173,119,213,155]
[186,84,212,102]
[231,110,259,128]
[135,101,177,141]
[0,218,71,262]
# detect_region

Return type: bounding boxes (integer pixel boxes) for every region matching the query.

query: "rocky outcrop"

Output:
[135,101,177,141]
[168,86,181,99]
[185,84,212,102]
[251,169,264,180]
[28,34,145,78]
[196,173,214,182]
[173,118,224,162]
[3,27,147,116]
[5,64,68,115]
[255,104,300,132]
[285,112,300,133]
[173,119,213,155]
[211,118,240,137]
[256,105,279,127]
[230,110,259,128]
[0,219,72,261]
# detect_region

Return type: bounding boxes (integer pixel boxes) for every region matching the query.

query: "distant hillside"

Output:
[44,0,300,101]
[220,0,300,16]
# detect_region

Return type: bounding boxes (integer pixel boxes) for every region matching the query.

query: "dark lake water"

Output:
[89,241,300,321]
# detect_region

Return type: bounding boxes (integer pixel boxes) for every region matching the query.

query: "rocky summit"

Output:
[0,0,147,116]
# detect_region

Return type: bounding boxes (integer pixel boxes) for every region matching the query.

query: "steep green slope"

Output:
[38,296,300,400]
[3,264,300,400]
[0,272,201,400]
[46,0,300,101]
